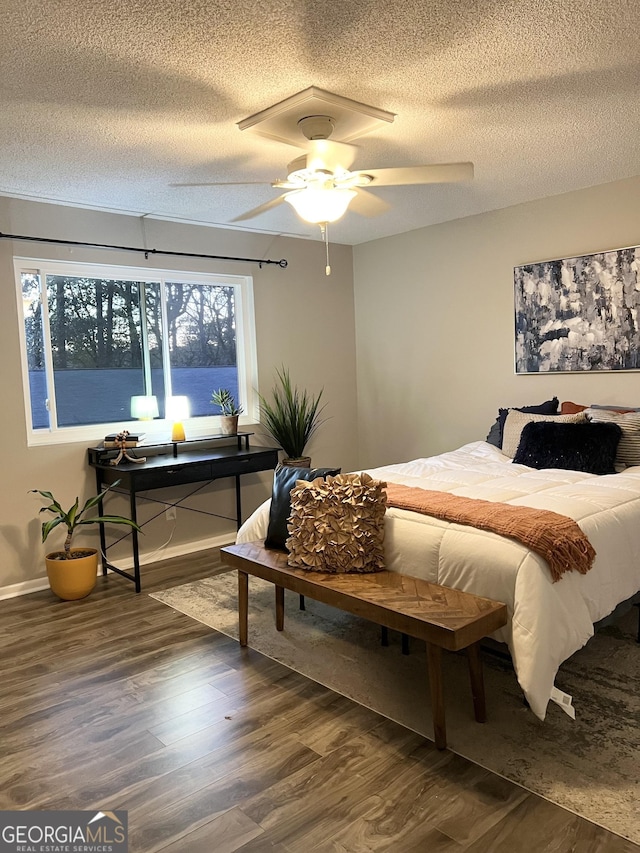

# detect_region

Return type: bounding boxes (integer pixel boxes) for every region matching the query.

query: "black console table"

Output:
[87,433,279,592]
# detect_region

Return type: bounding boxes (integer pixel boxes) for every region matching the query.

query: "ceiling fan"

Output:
[174,115,474,227]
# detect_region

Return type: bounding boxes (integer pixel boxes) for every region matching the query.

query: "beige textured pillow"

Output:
[286,473,387,573]
[502,410,587,459]
[585,408,640,467]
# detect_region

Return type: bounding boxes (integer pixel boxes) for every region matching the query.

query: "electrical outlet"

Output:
[165,506,177,522]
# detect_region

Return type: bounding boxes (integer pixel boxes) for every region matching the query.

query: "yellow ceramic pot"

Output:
[45,548,99,600]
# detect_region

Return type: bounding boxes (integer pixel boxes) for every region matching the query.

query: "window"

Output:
[15,258,258,445]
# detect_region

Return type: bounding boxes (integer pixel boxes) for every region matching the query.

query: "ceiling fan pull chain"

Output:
[321,222,331,276]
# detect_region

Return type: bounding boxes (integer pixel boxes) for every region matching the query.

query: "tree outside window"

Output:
[17,260,256,441]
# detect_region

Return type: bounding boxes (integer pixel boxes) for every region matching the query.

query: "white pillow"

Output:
[585,408,640,467]
[502,410,587,459]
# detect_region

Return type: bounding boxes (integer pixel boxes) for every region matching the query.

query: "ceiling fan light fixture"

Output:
[284,186,357,224]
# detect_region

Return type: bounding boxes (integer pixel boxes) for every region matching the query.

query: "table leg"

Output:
[235,474,242,530]
[95,472,108,577]
[275,585,285,631]
[466,641,486,723]
[238,571,248,647]
[426,642,447,750]
[129,488,141,593]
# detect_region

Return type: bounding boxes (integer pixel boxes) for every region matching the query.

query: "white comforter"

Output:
[237,441,640,720]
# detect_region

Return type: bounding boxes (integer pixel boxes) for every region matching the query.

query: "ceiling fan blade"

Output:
[170,181,273,187]
[348,187,392,217]
[362,162,474,187]
[231,194,286,222]
[304,139,358,172]
[271,179,304,189]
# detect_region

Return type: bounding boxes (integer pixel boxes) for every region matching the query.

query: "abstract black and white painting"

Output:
[514,245,640,373]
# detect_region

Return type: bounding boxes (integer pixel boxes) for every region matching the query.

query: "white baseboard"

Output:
[0,533,235,601]
[0,576,51,600]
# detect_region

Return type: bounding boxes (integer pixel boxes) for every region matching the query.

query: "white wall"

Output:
[0,197,358,593]
[353,176,640,467]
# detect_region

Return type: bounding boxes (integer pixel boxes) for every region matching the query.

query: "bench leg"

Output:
[402,633,410,655]
[238,570,248,647]
[275,585,285,631]
[467,641,486,722]
[426,642,447,750]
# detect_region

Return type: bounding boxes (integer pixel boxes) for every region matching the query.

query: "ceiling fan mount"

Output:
[297,115,336,141]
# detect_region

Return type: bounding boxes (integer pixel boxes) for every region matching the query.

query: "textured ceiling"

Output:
[1,0,639,245]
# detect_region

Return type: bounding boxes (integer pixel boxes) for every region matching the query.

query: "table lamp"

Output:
[130,395,159,420]
[166,396,189,441]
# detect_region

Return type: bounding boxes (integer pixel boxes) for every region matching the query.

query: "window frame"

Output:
[14,257,259,447]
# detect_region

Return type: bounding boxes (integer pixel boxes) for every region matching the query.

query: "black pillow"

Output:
[512,421,622,474]
[485,420,502,447]
[264,465,341,551]
[485,397,559,448]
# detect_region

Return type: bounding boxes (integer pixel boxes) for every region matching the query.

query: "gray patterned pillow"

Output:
[585,408,640,467]
[502,410,586,459]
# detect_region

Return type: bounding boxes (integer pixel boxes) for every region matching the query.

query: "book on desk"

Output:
[103,433,146,448]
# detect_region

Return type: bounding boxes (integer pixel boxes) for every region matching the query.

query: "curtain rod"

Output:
[0,231,288,268]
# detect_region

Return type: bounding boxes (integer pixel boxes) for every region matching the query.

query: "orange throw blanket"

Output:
[385,483,595,582]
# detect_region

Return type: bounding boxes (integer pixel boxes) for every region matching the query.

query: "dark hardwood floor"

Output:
[1,550,636,853]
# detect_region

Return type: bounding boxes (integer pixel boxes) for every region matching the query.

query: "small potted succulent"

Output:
[30,481,141,600]
[211,388,244,435]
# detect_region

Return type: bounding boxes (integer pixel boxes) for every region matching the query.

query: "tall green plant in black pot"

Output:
[258,366,326,466]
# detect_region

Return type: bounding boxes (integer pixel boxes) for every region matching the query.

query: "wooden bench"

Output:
[220,542,508,750]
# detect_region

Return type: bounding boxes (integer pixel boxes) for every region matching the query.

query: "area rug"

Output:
[151,572,639,843]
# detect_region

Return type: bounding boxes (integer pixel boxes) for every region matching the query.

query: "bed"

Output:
[236,440,640,721]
